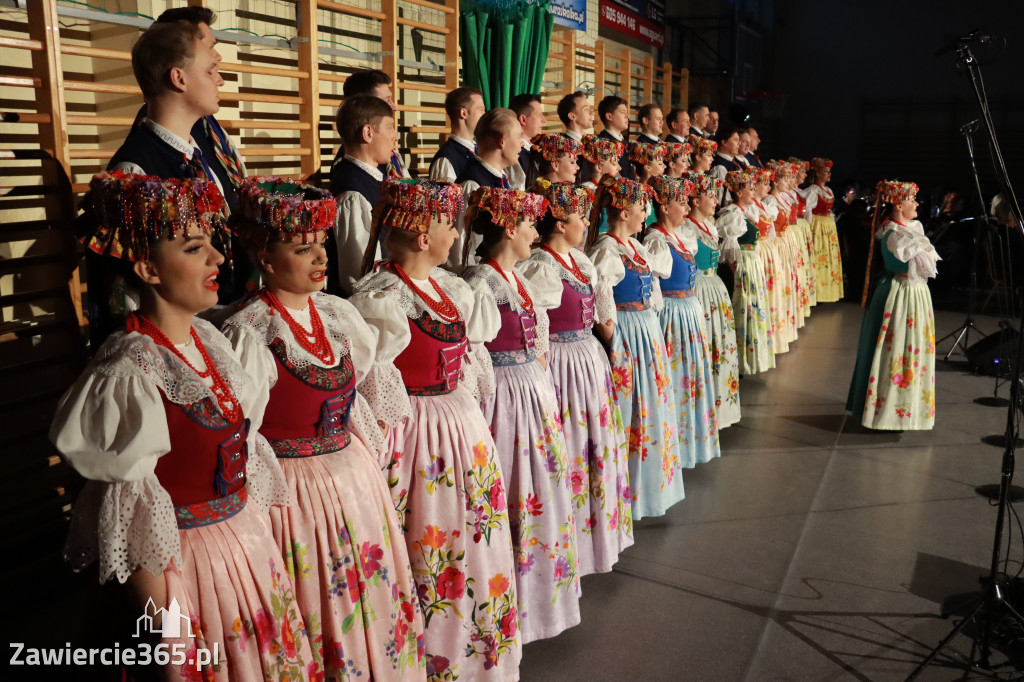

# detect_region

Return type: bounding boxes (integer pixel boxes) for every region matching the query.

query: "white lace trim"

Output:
[91,319,249,410]
[223,293,352,370]
[248,434,290,512]
[462,342,496,401]
[348,391,390,461]
[464,264,533,314]
[354,266,471,323]
[529,247,598,288]
[64,477,180,585]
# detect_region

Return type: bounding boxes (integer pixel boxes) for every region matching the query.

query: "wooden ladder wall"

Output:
[542,25,690,134]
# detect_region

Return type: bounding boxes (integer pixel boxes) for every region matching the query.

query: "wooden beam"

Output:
[622,49,632,106]
[643,54,653,104]
[318,0,387,22]
[444,0,459,91]
[594,41,606,132]
[402,0,456,14]
[663,60,673,113]
[396,16,450,34]
[296,0,321,176]
[561,26,576,96]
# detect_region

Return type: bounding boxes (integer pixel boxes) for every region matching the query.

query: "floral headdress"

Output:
[685,171,722,197]
[80,171,227,261]
[234,176,337,250]
[581,134,626,164]
[766,161,792,181]
[362,179,465,274]
[877,179,919,204]
[627,141,665,166]
[810,157,833,173]
[724,170,754,193]
[788,157,810,171]
[689,135,718,156]
[649,175,695,205]
[537,181,594,221]
[375,178,465,235]
[752,167,775,185]
[663,141,693,162]
[532,133,583,162]
[466,186,548,231]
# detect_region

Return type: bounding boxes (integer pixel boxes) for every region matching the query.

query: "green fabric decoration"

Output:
[459,0,555,109]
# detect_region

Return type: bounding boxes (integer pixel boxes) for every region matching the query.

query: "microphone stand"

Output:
[906,37,1024,680]
[937,121,987,359]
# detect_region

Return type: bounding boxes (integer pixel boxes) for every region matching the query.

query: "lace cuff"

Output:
[594,283,618,326]
[535,306,551,358]
[462,342,496,401]
[349,392,389,465]
[64,477,181,585]
[649,277,664,312]
[358,360,412,428]
[247,435,290,512]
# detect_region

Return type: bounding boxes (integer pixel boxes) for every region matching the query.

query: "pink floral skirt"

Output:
[270,439,425,681]
[385,385,521,682]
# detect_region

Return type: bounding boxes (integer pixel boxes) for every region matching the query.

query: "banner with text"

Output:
[599,0,665,48]
[549,0,587,31]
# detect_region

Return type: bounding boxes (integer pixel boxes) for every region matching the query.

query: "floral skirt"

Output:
[609,307,685,521]
[659,295,721,467]
[695,270,741,429]
[270,440,425,681]
[847,275,936,430]
[785,223,811,324]
[797,217,817,308]
[481,358,581,644]
[548,332,633,575]
[811,214,844,303]
[385,386,521,682]
[759,237,790,353]
[734,247,775,375]
[167,501,315,681]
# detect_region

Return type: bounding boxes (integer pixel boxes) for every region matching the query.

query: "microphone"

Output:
[935,29,992,57]
[960,120,981,135]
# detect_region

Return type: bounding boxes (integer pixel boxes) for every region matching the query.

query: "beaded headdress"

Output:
[587,176,655,246]
[649,175,695,205]
[663,141,693,162]
[532,133,583,162]
[766,160,791,181]
[234,176,337,250]
[810,157,833,173]
[581,134,626,164]
[466,186,549,231]
[685,171,723,197]
[537,181,594,221]
[627,141,666,166]
[689,135,718,156]
[375,178,465,235]
[80,171,227,261]
[724,170,754,193]
[877,179,919,204]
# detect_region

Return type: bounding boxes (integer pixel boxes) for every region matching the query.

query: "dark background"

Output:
[668,0,1024,209]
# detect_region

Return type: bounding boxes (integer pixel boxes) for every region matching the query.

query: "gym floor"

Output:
[522,302,1018,681]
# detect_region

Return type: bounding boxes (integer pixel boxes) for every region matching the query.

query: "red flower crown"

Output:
[877,179,919,204]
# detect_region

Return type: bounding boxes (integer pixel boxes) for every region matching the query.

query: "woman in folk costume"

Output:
[643,175,721,467]
[750,167,789,354]
[221,177,425,680]
[530,133,583,187]
[579,134,625,194]
[779,161,813,327]
[520,182,633,576]
[689,135,717,175]
[664,141,693,179]
[587,176,684,520]
[847,180,939,430]
[805,157,844,302]
[765,162,801,346]
[462,187,581,643]
[53,173,314,681]
[789,157,817,310]
[627,141,666,230]
[350,179,520,681]
[718,169,776,374]
[685,171,741,428]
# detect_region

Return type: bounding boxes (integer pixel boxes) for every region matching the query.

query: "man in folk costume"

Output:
[558,91,596,184]
[507,93,547,190]
[635,103,665,145]
[665,107,691,144]
[429,86,486,183]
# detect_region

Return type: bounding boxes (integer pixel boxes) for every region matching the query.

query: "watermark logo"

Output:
[11,599,219,670]
[135,597,193,639]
